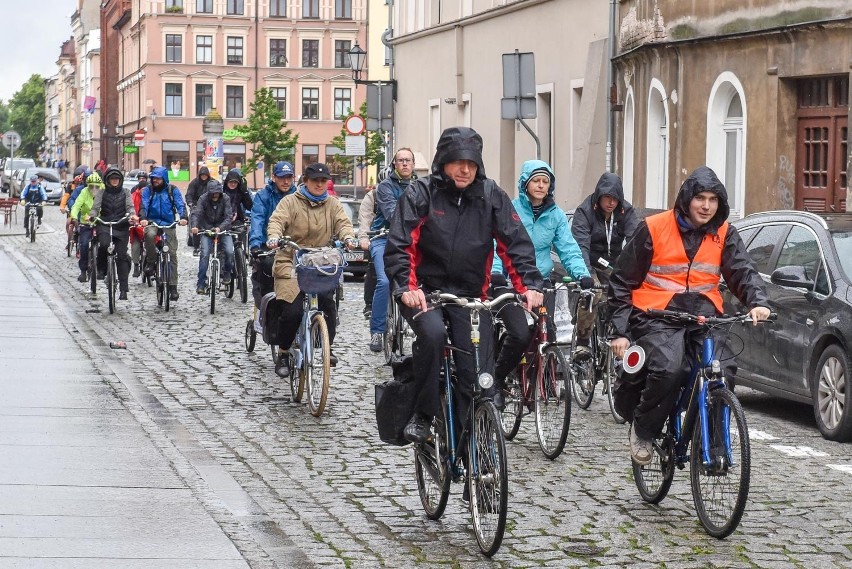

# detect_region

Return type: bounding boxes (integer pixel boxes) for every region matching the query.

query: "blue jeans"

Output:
[369,237,389,335]
[197,233,234,288]
[77,225,94,274]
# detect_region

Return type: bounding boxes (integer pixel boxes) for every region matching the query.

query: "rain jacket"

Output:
[70,186,97,222]
[139,166,187,226]
[491,160,589,281]
[191,181,233,231]
[371,169,415,232]
[571,172,639,272]
[266,189,354,302]
[384,126,543,298]
[90,167,133,234]
[608,166,768,341]
[21,184,47,204]
[357,189,376,240]
[223,169,253,224]
[249,178,296,249]
[185,166,211,206]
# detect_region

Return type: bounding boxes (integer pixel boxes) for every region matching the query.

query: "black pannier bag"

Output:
[375,355,417,446]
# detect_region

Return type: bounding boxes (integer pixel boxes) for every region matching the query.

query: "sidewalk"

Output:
[0,248,249,568]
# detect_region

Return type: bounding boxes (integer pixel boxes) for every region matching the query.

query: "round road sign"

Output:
[2,130,21,150]
[344,115,366,135]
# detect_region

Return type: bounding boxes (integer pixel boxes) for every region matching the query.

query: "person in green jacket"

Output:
[70,173,104,282]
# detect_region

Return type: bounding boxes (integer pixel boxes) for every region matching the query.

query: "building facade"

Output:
[72,2,102,170]
[390,0,611,207]
[614,0,851,216]
[104,0,367,188]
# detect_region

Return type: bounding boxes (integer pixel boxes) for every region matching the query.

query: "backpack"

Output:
[374,356,418,446]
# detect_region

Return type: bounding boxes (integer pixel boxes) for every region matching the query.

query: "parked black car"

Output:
[723,210,852,441]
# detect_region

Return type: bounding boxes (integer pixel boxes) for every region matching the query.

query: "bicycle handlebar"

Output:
[93,214,132,226]
[425,291,524,312]
[148,221,179,229]
[645,308,778,325]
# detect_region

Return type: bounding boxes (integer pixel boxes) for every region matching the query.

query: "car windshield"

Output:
[831,231,852,282]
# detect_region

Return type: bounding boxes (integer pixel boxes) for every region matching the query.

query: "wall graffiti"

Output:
[776,155,795,209]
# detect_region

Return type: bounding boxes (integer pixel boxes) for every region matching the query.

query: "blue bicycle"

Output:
[632,308,773,539]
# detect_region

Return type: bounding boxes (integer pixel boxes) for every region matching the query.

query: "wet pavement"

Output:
[2,205,852,568]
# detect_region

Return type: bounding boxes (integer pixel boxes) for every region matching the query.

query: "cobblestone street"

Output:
[5,205,852,568]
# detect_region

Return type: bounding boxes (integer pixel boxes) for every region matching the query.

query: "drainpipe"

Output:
[383,0,395,161]
[253,0,260,189]
[606,0,616,173]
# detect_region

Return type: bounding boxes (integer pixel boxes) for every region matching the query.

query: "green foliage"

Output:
[326,102,386,178]
[7,75,45,158]
[0,101,11,159]
[233,88,299,176]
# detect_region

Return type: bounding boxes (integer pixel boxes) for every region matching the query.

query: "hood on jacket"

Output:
[592,172,624,206]
[103,166,124,190]
[224,169,243,185]
[674,166,730,231]
[517,160,555,197]
[198,166,210,179]
[206,180,223,195]
[431,127,486,182]
[150,166,170,187]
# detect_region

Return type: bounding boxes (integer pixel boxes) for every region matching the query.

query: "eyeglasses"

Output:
[395,158,413,164]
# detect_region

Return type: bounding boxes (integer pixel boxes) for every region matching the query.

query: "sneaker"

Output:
[404,414,432,444]
[363,305,372,320]
[329,350,338,367]
[369,333,383,353]
[629,426,653,466]
[77,272,88,283]
[192,248,200,257]
[275,357,290,378]
[132,263,141,277]
[144,265,155,278]
[119,291,128,300]
[221,275,232,285]
[196,287,207,295]
[574,345,592,361]
[168,286,180,301]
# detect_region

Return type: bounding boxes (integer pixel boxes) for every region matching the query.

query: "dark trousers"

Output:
[276,291,338,350]
[363,260,377,308]
[96,230,131,291]
[493,286,555,383]
[400,303,495,420]
[251,255,275,308]
[77,225,94,274]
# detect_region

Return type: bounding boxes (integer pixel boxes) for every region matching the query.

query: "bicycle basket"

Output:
[295,247,346,294]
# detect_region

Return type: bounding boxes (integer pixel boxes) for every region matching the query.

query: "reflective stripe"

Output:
[691,283,717,293]
[691,262,722,276]
[649,263,689,275]
[644,274,686,292]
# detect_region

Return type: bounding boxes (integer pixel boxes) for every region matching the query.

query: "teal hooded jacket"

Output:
[492,160,589,281]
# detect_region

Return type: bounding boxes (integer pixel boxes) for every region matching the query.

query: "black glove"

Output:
[579,276,595,290]
[490,272,508,288]
[250,247,261,258]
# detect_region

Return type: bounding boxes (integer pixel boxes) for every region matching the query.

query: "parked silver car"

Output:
[2,157,36,193]
[123,169,147,192]
[12,168,64,202]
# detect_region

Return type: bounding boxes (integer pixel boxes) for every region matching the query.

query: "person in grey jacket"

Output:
[191,180,234,294]
[89,167,136,299]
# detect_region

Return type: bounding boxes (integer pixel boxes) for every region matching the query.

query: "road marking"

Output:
[828,464,852,474]
[769,444,829,458]
[749,430,778,441]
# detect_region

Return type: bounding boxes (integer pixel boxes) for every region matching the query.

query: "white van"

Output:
[2,157,36,192]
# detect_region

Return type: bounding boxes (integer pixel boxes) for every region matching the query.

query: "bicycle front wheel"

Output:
[605,350,627,424]
[162,255,171,312]
[244,319,256,352]
[305,313,331,416]
[89,241,98,294]
[633,422,675,504]
[571,351,596,409]
[690,387,750,539]
[469,401,508,557]
[414,414,450,520]
[107,256,116,314]
[382,297,398,364]
[500,371,523,441]
[535,346,572,459]
[236,248,248,303]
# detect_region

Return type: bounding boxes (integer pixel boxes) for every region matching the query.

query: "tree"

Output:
[8,75,45,158]
[326,102,386,183]
[0,100,11,159]
[233,88,299,177]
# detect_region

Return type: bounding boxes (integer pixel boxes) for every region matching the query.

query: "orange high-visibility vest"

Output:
[632,210,728,313]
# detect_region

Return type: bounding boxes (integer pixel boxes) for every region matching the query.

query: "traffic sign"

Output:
[2,130,21,150]
[345,135,366,156]
[134,130,146,141]
[344,115,366,135]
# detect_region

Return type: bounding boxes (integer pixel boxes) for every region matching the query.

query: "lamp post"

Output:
[150,109,158,132]
[347,41,397,169]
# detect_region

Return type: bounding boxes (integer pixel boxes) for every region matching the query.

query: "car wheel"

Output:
[812,344,852,442]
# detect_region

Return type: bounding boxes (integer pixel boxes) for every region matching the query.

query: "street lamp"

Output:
[347,41,396,167]
[150,109,157,131]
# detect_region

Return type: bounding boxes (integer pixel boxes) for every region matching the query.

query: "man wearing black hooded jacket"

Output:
[186,166,211,254]
[608,166,770,465]
[89,167,136,300]
[384,126,545,444]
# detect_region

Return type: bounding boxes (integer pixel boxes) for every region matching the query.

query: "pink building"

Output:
[113,0,367,188]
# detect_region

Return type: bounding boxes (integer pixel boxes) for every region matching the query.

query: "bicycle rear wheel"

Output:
[535,346,572,459]
[571,350,596,410]
[633,422,676,504]
[414,414,450,519]
[209,260,219,314]
[107,256,116,314]
[690,387,750,539]
[305,313,331,416]
[382,297,398,364]
[499,371,523,441]
[289,351,304,403]
[236,248,248,303]
[469,401,508,557]
[604,350,627,424]
[244,319,256,352]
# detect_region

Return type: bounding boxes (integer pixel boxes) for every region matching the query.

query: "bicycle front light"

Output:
[478,372,494,390]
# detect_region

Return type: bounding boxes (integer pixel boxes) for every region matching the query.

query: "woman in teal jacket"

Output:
[491,160,592,406]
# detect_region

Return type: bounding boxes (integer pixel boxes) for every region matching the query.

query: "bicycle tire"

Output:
[89,241,98,295]
[30,215,36,243]
[163,255,171,312]
[633,422,676,504]
[571,352,596,409]
[500,370,523,441]
[236,248,248,303]
[289,350,304,403]
[414,413,451,520]
[535,346,572,459]
[209,259,219,314]
[244,319,256,352]
[383,297,398,364]
[605,350,627,424]
[469,401,508,557]
[690,387,750,539]
[305,313,331,416]
[107,256,116,314]
[156,281,164,307]
[66,231,73,257]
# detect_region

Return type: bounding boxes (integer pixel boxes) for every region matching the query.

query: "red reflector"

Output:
[626,352,640,367]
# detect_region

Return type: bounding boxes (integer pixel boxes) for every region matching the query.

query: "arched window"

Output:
[646,79,669,209]
[623,87,635,202]
[707,73,747,218]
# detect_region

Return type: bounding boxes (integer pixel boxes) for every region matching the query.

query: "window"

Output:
[302,40,319,68]
[646,80,669,209]
[333,88,351,119]
[227,37,244,65]
[271,87,287,117]
[623,88,635,202]
[196,0,212,13]
[165,83,183,116]
[196,35,212,64]
[303,0,319,18]
[226,85,244,118]
[195,84,213,117]
[745,224,786,275]
[302,87,319,119]
[162,141,190,182]
[775,226,829,294]
[270,0,286,17]
[165,34,182,63]
[706,74,747,219]
[165,0,182,8]
[226,0,244,15]
[270,39,287,67]
[334,40,351,69]
[303,145,319,167]
[335,0,351,19]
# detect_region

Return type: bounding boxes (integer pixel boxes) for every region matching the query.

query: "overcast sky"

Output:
[0,0,77,102]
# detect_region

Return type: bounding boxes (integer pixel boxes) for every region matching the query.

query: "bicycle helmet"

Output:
[86,172,104,187]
